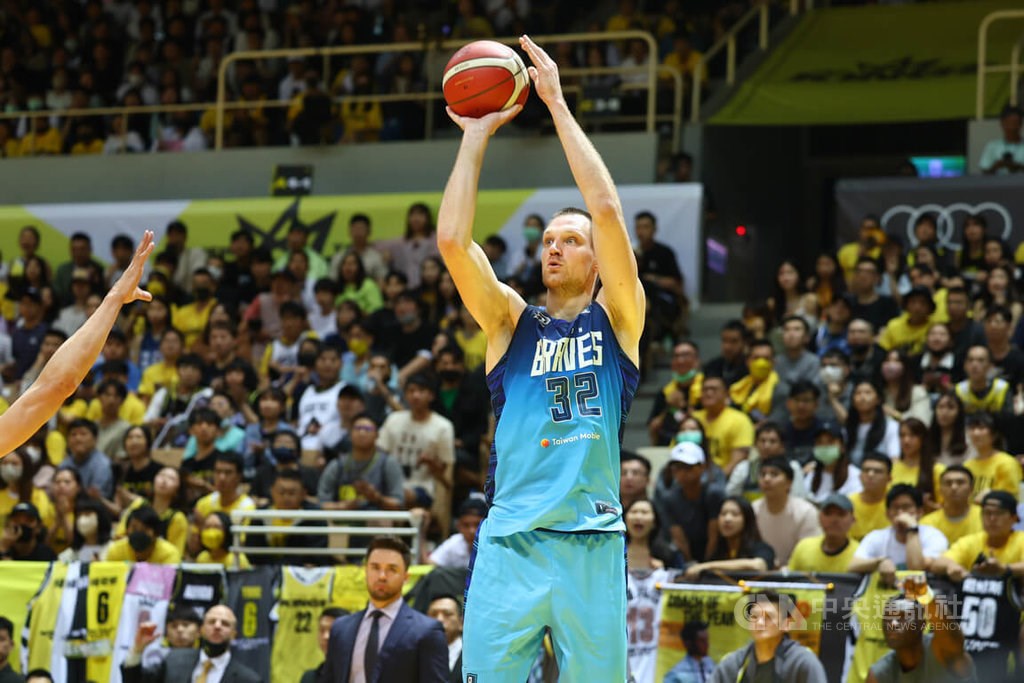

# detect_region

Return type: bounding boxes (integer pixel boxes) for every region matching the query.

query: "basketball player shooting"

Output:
[0,230,154,459]
[437,35,644,682]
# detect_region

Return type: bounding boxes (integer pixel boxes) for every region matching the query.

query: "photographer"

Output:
[0,502,56,561]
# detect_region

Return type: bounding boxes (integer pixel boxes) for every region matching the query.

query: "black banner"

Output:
[835,175,1024,250]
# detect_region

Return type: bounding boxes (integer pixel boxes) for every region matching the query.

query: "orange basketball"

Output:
[442,40,530,118]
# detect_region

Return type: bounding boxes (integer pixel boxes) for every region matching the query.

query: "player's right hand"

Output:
[446,104,521,137]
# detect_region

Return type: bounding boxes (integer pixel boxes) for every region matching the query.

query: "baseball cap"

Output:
[20,287,43,304]
[338,384,364,401]
[820,493,853,513]
[71,267,92,282]
[981,491,1018,517]
[902,286,936,312]
[669,441,705,466]
[11,501,40,521]
[815,420,844,440]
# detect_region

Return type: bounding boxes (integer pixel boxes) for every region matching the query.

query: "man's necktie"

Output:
[196,659,214,683]
[363,611,383,680]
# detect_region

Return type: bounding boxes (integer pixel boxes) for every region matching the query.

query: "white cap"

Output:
[669,441,705,466]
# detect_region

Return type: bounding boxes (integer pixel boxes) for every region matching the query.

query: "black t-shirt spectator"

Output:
[250,464,320,501]
[992,347,1024,388]
[2,541,56,562]
[851,296,901,333]
[391,320,438,369]
[951,321,986,360]
[707,539,776,568]
[637,241,683,281]
[654,480,724,563]
[702,356,748,387]
[11,320,49,379]
[782,418,822,465]
[121,460,163,501]
[180,448,227,505]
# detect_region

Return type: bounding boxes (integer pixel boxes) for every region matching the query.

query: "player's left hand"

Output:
[520,35,564,107]
[111,230,156,304]
[446,104,522,137]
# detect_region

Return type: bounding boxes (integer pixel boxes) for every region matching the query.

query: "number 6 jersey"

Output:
[485,303,640,536]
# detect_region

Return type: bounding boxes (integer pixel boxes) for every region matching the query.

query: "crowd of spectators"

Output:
[0,210,518,570]
[625,209,1024,681]
[0,0,786,156]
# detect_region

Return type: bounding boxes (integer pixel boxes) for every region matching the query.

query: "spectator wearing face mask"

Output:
[103,505,181,564]
[57,498,112,562]
[0,450,55,532]
[172,268,219,351]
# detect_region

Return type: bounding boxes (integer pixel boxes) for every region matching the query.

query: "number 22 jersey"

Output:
[486,303,639,536]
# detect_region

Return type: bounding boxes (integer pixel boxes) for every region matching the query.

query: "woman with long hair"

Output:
[388,202,441,289]
[624,498,676,683]
[805,425,862,504]
[892,418,943,513]
[973,264,1022,329]
[58,498,112,562]
[845,380,900,466]
[0,450,55,531]
[196,510,251,568]
[806,252,846,315]
[336,252,383,315]
[415,256,446,326]
[766,260,817,326]
[49,467,89,554]
[117,425,161,506]
[957,214,988,281]
[115,466,189,556]
[6,254,57,321]
[436,270,462,330]
[133,295,173,372]
[879,349,932,424]
[682,496,775,580]
[928,391,974,466]
[913,323,958,401]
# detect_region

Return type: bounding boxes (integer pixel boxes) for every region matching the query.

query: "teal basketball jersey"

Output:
[485,303,640,536]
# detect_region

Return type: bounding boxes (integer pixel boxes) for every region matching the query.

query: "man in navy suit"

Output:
[322,535,449,683]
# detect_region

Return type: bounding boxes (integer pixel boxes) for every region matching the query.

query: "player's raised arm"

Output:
[0,231,155,458]
[520,35,645,358]
[436,105,527,366]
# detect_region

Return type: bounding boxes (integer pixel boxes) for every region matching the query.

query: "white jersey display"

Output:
[627,567,670,683]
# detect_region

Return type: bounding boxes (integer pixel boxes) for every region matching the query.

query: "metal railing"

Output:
[0,30,682,154]
[215,30,659,149]
[690,0,813,122]
[976,9,1024,119]
[230,508,421,559]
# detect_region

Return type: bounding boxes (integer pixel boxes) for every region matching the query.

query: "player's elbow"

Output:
[588,198,623,224]
[436,231,467,255]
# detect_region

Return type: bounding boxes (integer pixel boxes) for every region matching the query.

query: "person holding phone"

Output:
[0,502,56,561]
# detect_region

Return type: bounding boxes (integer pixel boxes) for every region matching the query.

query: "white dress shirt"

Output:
[448,636,463,672]
[348,598,403,683]
[193,649,231,683]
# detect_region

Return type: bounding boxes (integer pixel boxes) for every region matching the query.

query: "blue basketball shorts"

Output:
[461,517,627,682]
